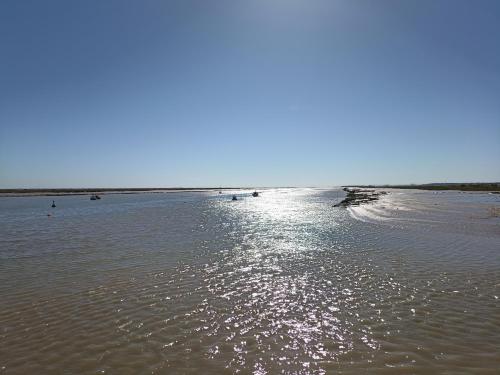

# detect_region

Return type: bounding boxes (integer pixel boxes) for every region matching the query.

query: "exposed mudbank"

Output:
[334,188,387,208]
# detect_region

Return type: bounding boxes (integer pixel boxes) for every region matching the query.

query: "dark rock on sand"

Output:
[334,188,386,208]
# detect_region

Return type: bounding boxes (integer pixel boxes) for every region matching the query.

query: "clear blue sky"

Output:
[1,0,499,188]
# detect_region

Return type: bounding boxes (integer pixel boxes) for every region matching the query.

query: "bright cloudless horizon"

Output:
[1,0,499,189]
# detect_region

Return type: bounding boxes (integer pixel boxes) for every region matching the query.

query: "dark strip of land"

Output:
[0,188,242,197]
[346,183,500,192]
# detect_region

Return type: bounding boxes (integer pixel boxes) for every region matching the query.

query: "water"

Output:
[0,189,499,374]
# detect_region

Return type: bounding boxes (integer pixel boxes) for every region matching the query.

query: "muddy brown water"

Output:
[1,189,499,374]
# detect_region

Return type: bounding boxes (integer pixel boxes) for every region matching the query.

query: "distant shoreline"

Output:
[1,183,499,197]
[0,188,245,197]
[347,183,500,192]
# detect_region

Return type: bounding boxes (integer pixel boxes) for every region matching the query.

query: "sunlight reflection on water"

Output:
[0,189,499,374]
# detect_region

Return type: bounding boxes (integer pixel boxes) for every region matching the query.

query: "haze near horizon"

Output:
[1,0,499,188]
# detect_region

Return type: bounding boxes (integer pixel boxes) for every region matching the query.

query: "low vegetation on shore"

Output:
[349,183,500,192]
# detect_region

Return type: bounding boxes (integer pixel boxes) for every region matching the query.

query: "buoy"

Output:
[51,200,56,208]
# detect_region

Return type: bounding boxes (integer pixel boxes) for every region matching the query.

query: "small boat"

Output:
[252,191,259,197]
[51,200,56,208]
[232,195,238,201]
[90,195,97,201]
[95,194,101,200]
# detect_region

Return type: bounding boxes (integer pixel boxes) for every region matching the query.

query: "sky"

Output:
[1,0,499,188]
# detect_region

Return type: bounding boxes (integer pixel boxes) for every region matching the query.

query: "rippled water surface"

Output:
[1,189,499,374]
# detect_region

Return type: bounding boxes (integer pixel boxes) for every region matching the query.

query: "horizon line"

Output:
[1,181,499,192]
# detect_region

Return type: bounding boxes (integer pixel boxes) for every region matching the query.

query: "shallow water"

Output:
[0,189,499,374]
